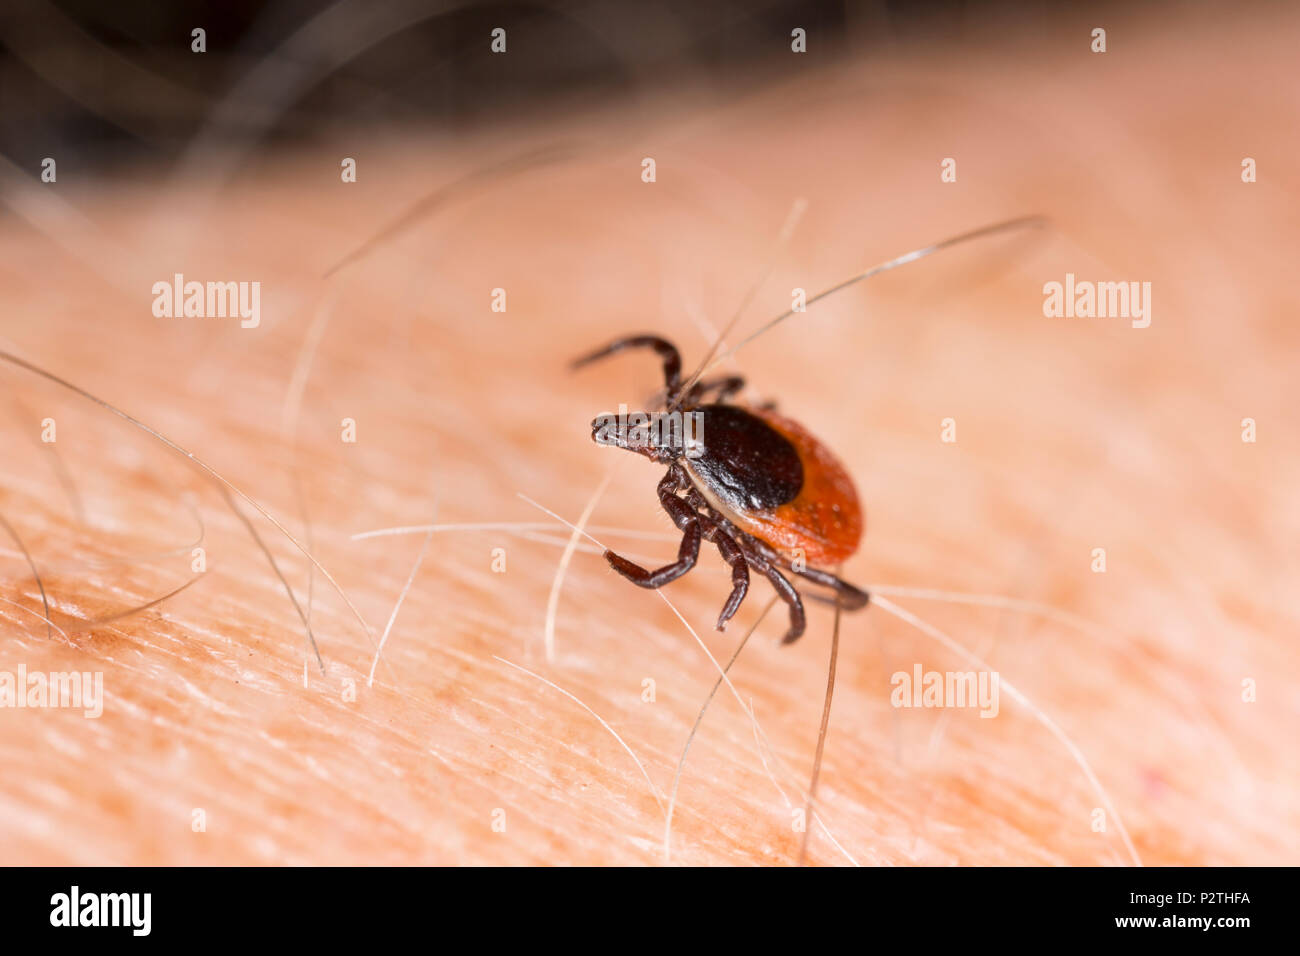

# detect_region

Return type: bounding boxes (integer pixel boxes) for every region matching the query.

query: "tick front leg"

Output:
[604,520,701,588]
[603,464,701,587]
[571,335,682,395]
[686,375,746,405]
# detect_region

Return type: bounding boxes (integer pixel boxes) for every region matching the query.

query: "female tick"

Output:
[573,335,869,643]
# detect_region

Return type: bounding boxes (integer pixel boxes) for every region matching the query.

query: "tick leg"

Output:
[761,561,806,643]
[737,530,868,614]
[791,565,870,610]
[654,464,699,530]
[571,335,682,395]
[683,485,710,512]
[700,522,749,630]
[686,375,745,405]
[605,521,700,588]
[603,464,699,587]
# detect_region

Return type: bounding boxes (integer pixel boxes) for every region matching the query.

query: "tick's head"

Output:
[590,409,705,463]
[590,410,674,463]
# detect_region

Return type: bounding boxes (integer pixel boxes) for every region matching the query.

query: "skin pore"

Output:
[0,5,1296,865]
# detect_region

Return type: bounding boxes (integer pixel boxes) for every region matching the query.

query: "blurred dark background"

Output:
[0,0,992,170]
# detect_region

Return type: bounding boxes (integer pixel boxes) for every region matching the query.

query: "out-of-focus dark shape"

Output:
[1,0,912,169]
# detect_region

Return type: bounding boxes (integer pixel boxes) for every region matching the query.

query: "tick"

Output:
[573,334,869,643]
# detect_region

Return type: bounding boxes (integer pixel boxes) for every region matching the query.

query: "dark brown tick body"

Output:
[572,334,869,643]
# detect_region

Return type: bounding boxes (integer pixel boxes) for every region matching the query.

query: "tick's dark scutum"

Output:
[691,404,804,510]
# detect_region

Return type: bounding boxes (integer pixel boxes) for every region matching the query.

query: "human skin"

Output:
[0,5,1296,865]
